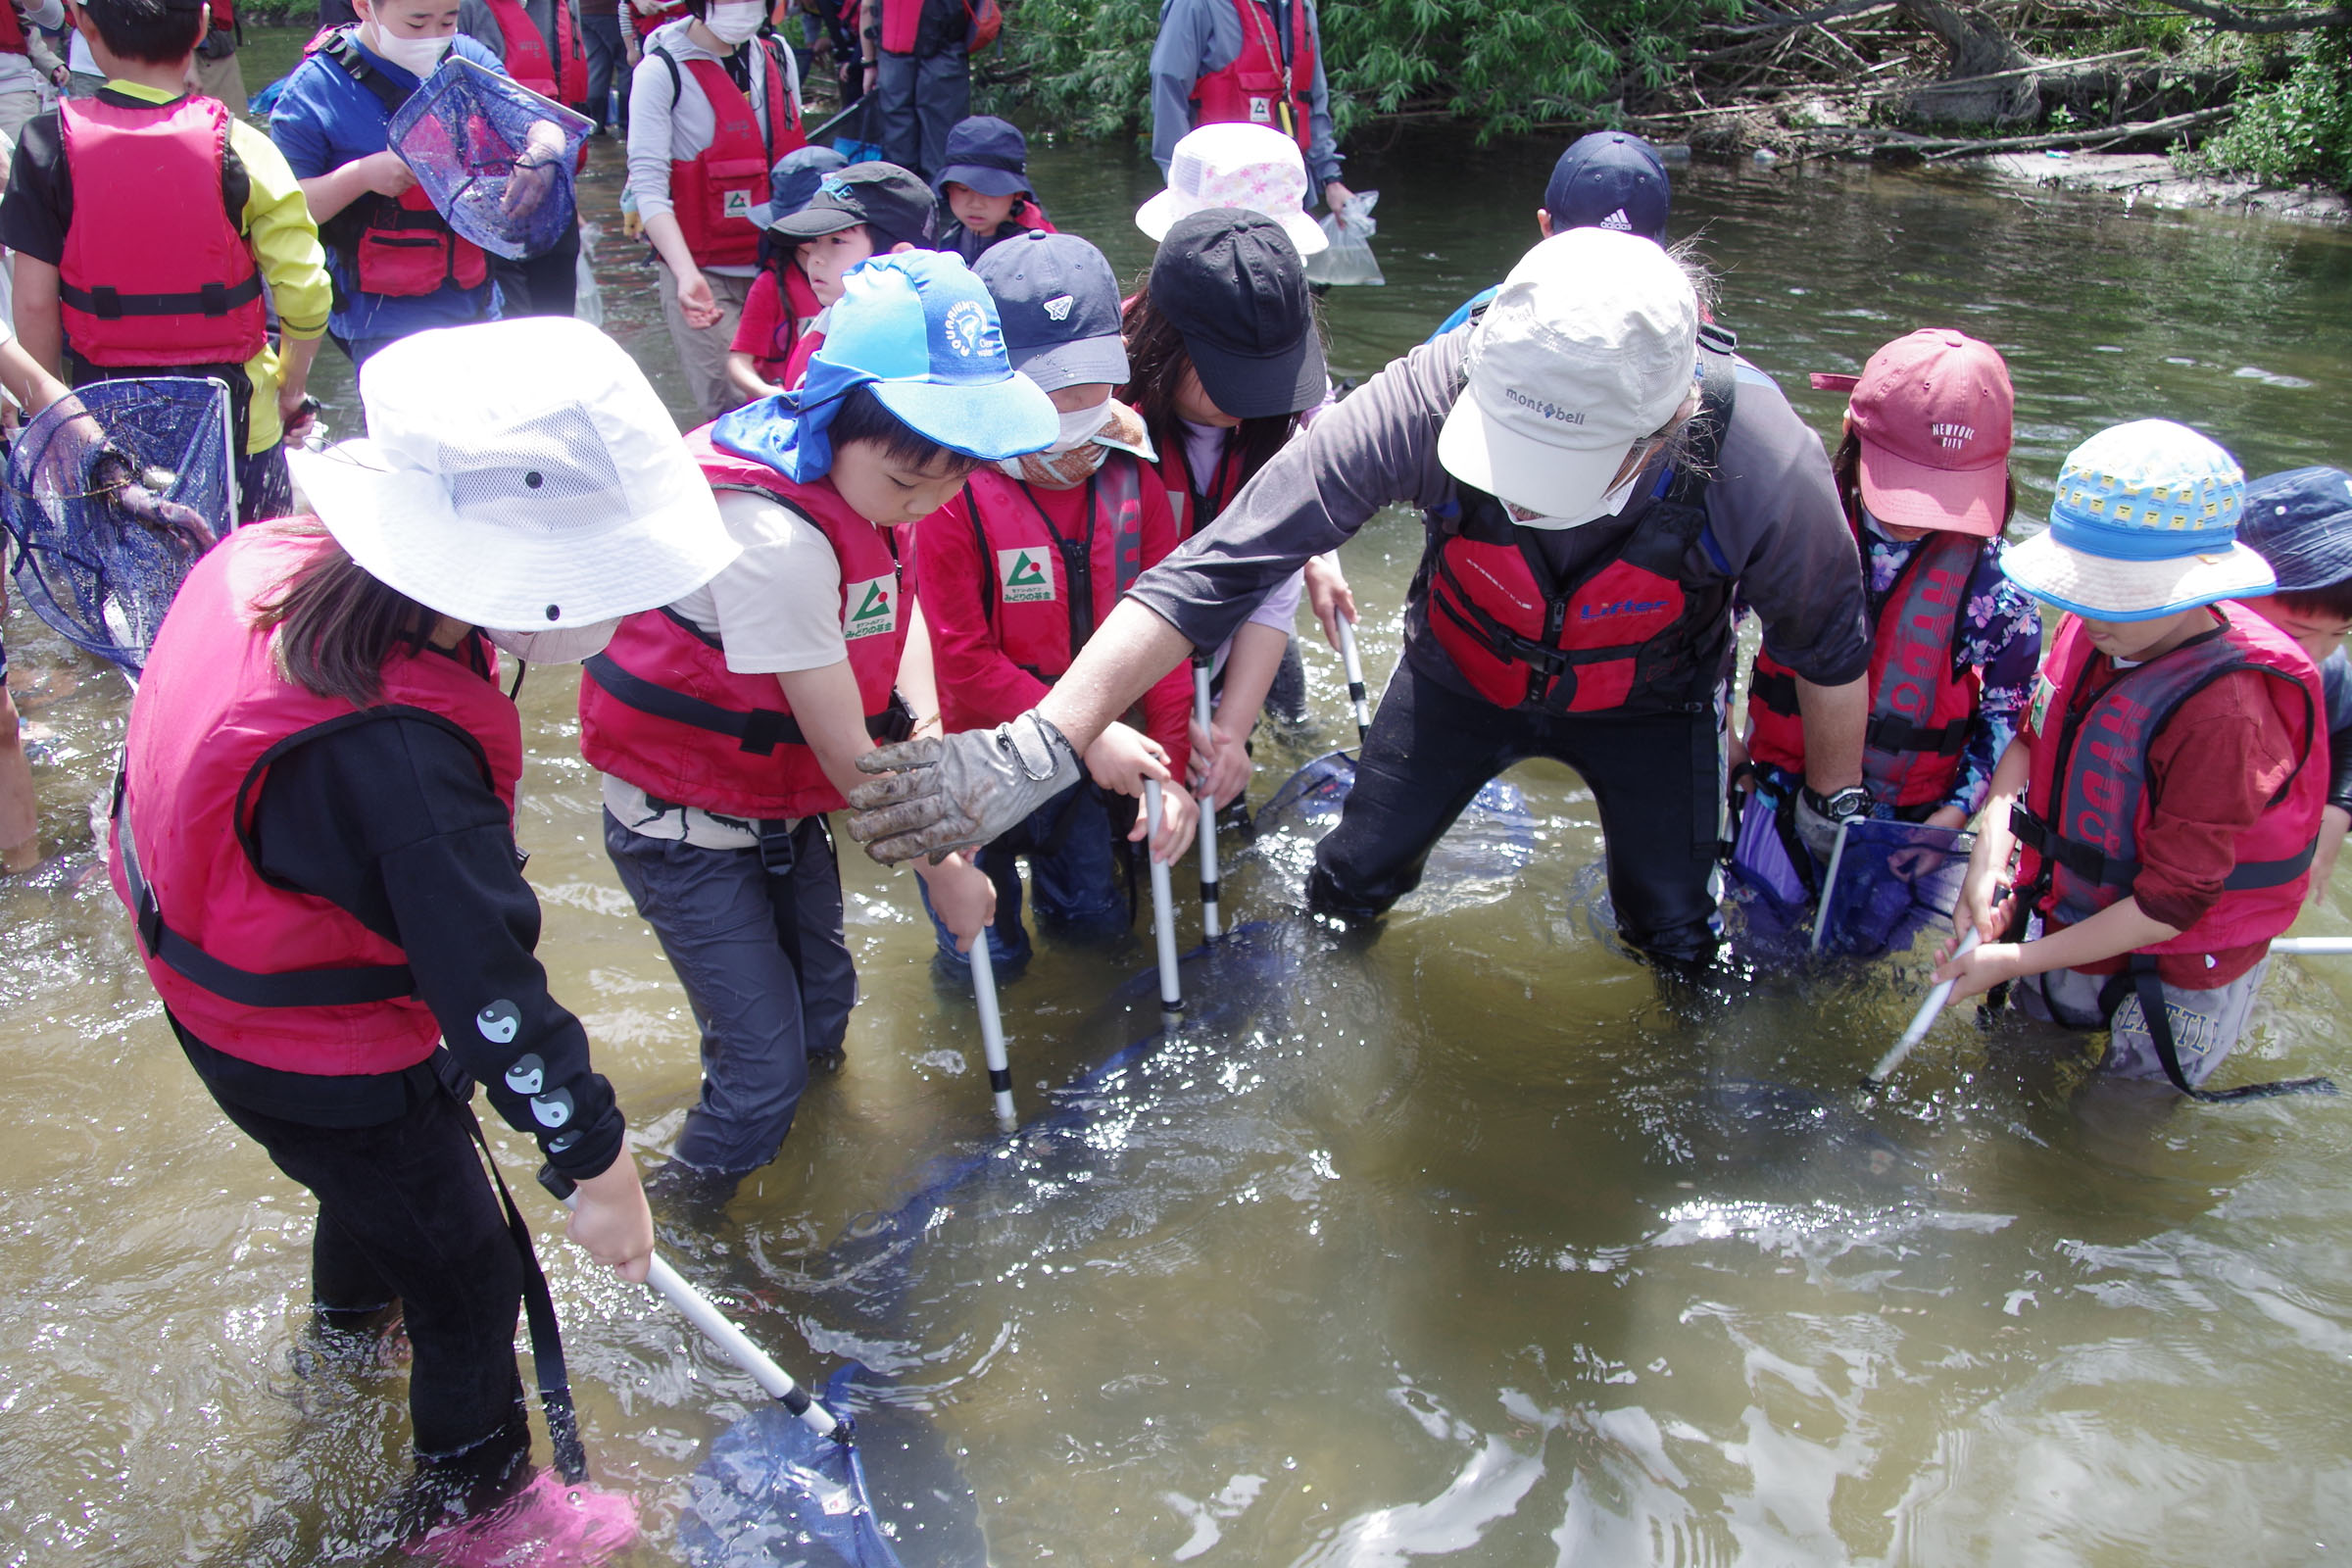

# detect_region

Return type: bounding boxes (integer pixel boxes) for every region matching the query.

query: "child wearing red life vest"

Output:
[915,231,1198,979]
[1940,420,2330,1100]
[120,318,737,1560]
[930,115,1055,268]
[0,0,331,525]
[579,252,1044,1208]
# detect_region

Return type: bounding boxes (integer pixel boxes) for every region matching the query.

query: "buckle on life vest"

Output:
[1868,711,1971,757]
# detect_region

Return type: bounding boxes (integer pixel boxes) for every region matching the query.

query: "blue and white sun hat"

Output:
[2001,418,2273,621]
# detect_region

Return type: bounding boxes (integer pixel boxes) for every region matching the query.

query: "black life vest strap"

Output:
[1868,710,1972,758]
[112,765,418,1008]
[318,26,412,117]
[2096,955,2336,1102]
[1749,665,1798,718]
[581,653,906,754]
[2010,801,2317,894]
[60,274,264,320]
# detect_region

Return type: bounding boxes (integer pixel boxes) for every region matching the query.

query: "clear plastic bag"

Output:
[574,221,606,327]
[1303,190,1383,287]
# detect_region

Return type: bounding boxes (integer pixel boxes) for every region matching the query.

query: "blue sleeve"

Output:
[1149,0,1214,175]
[1428,285,1496,344]
[267,64,337,179]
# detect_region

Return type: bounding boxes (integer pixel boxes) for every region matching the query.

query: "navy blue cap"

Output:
[2240,466,2352,592]
[1543,131,1671,244]
[934,115,1031,200]
[749,145,847,229]
[976,230,1127,392]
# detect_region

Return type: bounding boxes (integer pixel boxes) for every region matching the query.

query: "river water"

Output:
[6,50,2352,1566]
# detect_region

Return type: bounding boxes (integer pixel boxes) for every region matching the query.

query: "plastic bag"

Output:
[1302,190,1382,287]
[574,221,606,328]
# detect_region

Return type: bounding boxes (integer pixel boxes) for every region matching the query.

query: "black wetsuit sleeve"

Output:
[2328,725,2352,815]
[249,707,626,1179]
[0,109,71,265]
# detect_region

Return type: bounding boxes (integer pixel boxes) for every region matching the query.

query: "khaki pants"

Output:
[655,258,752,425]
[0,89,42,147]
[194,50,248,115]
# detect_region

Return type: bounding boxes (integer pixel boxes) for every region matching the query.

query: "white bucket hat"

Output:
[1136,122,1328,257]
[287,318,739,630]
[1437,227,1698,518]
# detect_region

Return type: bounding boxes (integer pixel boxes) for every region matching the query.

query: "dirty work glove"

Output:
[848,711,1081,864]
[1794,784,1870,865]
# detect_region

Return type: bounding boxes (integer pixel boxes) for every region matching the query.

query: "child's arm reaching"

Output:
[725,351,779,406]
[1083,720,1197,864]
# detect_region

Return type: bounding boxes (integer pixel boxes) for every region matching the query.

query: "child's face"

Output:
[2079,606,2216,663]
[796,226,878,307]
[831,438,971,525]
[1172,366,1238,428]
[945,182,1020,236]
[2241,594,2352,666]
[359,0,461,37]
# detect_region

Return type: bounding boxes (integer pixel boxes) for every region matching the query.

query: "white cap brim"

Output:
[288,441,741,630]
[1136,187,1329,256]
[2001,526,2276,622]
[1435,390,1635,519]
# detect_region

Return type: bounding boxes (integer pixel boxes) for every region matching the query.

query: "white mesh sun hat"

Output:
[287,318,739,630]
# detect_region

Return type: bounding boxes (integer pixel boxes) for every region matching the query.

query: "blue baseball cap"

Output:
[749,144,847,229]
[934,115,1030,199]
[1543,131,1671,244]
[2239,467,2352,593]
[975,230,1127,393]
[713,252,1056,482]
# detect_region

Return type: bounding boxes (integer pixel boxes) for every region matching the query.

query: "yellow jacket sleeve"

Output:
[230,118,332,342]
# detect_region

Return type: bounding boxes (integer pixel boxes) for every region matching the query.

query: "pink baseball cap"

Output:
[1823,328,2014,537]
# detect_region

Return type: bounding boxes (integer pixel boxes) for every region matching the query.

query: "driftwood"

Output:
[1794,103,2235,158]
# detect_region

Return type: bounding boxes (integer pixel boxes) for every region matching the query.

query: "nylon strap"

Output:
[2098,956,2336,1102]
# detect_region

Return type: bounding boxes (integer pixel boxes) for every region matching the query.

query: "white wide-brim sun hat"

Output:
[1135,122,1329,257]
[2001,529,2277,622]
[288,318,739,630]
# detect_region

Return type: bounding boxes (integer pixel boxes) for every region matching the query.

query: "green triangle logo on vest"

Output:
[843,575,898,640]
[997,545,1055,603]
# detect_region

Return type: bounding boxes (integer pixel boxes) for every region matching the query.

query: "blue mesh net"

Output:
[2,377,232,674]
[1812,817,1975,960]
[388,56,592,261]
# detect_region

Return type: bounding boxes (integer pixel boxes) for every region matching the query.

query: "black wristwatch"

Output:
[1803,784,1870,822]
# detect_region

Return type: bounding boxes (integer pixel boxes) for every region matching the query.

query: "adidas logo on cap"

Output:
[1599,208,1633,231]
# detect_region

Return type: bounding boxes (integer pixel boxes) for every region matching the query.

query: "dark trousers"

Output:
[580,12,630,129]
[872,47,968,179]
[199,1068,530,1476]
[1309,659,1724,960]
[236,440,295,527]
[921,779,1129,972]
[491,220,582,319]
[603,812,858,1174]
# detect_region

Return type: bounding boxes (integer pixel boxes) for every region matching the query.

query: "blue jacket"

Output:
[1148,0,1341,189]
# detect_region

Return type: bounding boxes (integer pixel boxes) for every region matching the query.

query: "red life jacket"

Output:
[878,0,920,54]
[1746,526,1986,809]
[1190,0,1314,150]
[106,523,522,1076]
[1011,198,1055,234]
[477,0,585,104]
[576,426,908,819]
[780,321,825,389]
[209,0,233,31]
[1151,423,1249,541]
[750,261,821,383]
[57,95,268,369]
[659,41,802,269]
[312,28,491,297]
[0,2,29,53]
[2013,603,2323,956]
[1421,347,1738,716]
[947,457,1150,730]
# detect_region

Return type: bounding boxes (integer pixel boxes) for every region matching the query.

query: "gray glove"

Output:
[847,711,1081,863]
[1793,784,1869,865]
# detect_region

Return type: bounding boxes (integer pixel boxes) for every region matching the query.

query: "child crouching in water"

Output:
[1938,420,2332,1101]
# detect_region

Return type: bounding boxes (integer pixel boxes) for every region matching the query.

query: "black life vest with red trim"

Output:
[477,0,586,104]
[1420,344,1738,716]
[576,424,908,820]
[311,27,491,298]
[1191,0,1313,149]
[58,95,268,368]
[955,457,1149,708]
[1746,525,1986,808]
[659,39,802,269]
[2011,604,2323,956]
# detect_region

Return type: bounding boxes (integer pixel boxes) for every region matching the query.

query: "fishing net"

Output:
[1812,817,1974,961]
[387,56,592,261]
[2,377,231,674]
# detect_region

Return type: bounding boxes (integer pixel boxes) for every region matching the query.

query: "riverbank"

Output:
[1968,148,2352,222]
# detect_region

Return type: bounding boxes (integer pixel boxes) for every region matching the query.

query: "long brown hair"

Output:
[1120,277,1302,498]
[251,521,440,709]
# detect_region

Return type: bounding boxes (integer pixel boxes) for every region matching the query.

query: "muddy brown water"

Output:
[6,38,2352,1566]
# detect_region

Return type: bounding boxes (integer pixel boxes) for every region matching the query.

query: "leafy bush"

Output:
[2192,29,2352,188]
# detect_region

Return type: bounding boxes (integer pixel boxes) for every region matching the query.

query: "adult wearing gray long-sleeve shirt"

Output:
[1150,0,1349,213]
[847,226,1873,968]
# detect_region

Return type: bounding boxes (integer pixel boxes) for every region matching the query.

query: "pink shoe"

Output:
[405,1470,640,1568]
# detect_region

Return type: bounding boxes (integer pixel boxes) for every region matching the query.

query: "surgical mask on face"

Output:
[1047,397,1112,454]
[366,24,452,76]
[485,618,623,664]
[1506,468,1644,531]
[702,0,764,43]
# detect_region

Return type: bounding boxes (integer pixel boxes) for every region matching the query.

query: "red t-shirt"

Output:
[2057,657,2302,988]
[727,264,821,387]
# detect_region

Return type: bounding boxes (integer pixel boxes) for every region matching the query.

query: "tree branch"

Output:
[2145,0,2352,31]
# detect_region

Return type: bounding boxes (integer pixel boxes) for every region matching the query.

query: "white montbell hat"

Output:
[288,318,739,630]
[1438,227,1699,518]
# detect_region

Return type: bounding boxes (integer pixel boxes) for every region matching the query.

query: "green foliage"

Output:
[2192,29,2352,188]
[1002,0,1734,144]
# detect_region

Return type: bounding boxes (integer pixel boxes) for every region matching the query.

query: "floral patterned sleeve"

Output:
[1943,539,2043,819]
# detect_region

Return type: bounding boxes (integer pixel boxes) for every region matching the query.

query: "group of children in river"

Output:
[9,0,2352,1555]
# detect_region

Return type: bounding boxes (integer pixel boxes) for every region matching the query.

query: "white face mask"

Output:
[366,24,452,76]
[485,618,622,664]
[1507,468,1644,531]
[702,1,764,43]
[1046,397,1112,454]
